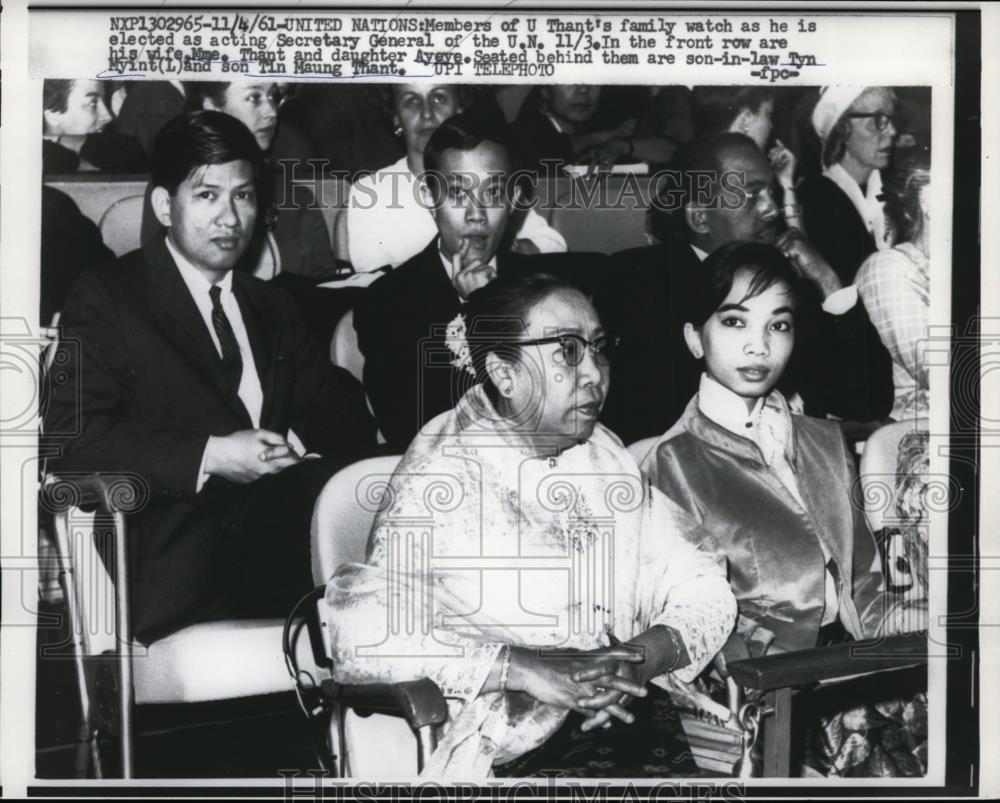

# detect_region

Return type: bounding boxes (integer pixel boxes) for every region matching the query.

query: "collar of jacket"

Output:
[674,392,801,474]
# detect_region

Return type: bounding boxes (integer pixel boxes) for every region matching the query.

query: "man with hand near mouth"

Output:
[45,111,375,644]
[354,113,609,451]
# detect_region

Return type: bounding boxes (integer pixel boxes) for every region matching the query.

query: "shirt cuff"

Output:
[195,438,212,493]
[821,285,858,316]
[287,429,308,457]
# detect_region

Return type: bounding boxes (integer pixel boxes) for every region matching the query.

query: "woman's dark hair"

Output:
[462,272,590,405]
[150,110,267,196]
[692,86,773,138]
[885,147,930,243]
[687,241,805,329]
[42,79,74,115]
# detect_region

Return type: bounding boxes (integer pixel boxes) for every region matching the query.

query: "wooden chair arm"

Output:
[321,678,449,732]
[727,633,927,692]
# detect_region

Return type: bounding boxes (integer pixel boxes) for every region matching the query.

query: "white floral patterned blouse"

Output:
[325,385,736,777]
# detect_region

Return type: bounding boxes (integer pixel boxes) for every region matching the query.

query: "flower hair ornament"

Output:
[445,312,476,378]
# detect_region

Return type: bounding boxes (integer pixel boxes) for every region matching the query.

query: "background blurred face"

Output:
[687,268,794,410]
[543,85,601,128]
[505,288,610,449]
[154,160,257,279]
[207,83,282,150]
[842,87,896,172]
[700,143,781,249]
[429,141,513,263]
[739,99,774,151]
[393,84,461,156]
[44,80,112,136]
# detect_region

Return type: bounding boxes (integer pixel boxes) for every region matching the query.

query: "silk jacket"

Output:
[644,398,886,656]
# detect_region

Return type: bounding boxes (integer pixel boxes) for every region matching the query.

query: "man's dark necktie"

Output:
[209,285,243,395]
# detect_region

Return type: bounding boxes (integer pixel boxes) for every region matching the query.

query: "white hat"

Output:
[811,86,869,142]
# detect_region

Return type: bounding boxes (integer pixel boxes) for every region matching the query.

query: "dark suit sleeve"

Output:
[353,285,422,452]
[282,291,375,461]
[791,294,894,422]
[45,271,208,496]
[799,178,877,285]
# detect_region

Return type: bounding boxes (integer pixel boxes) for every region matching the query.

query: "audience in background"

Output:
[347,83,565,273]
[800,86,898,284]
[115,81,187,158]
[691,86,802,233]
[514,85,690,175]
[279,85,402,175]
[42,78,146,174]
[856,149,931,422]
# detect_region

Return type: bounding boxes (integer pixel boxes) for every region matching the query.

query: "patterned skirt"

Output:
[493,685,698,778]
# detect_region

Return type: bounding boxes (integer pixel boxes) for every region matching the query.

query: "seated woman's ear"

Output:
[485,350,515,399]
[683,322,704,360]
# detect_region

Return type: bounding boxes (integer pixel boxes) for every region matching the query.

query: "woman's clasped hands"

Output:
[506,642,649,732]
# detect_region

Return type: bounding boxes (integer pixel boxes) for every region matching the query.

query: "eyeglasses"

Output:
[846,112,896,132]
[514,334,619,367]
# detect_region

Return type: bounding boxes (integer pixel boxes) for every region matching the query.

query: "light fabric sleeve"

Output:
[856,248,929,389]
[515,208,567,253]
[821,284,859,316]
[637,487,737,684]
[346,174,390,272]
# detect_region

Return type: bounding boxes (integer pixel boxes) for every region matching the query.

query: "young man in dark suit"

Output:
[602,132,893,443]
[45,111,375,643]
[354,113,609,452]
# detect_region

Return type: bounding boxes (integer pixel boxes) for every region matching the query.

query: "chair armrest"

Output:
[321,678,448,732]
[43,473,147,515]
[727,633,927,692]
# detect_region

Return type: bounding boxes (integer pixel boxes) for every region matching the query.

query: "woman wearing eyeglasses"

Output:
[799,86,899,285]
[325,270,736,778]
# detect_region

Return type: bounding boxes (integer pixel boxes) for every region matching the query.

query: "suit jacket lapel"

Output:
[416,239,463,319]
[141,235,253,425]
[232,274,276,423]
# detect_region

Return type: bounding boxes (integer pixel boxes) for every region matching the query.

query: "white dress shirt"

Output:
[166,237,305,490]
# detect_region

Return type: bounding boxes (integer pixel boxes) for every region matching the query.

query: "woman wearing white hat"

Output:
[799,86,898,285]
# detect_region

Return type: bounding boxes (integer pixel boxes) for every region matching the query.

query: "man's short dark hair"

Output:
[181,81,230,112]
[423,112,512,176]
[649,132,758,243]
[42,79,75,115]
[692,86,774,138]
[150,110,266,195]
